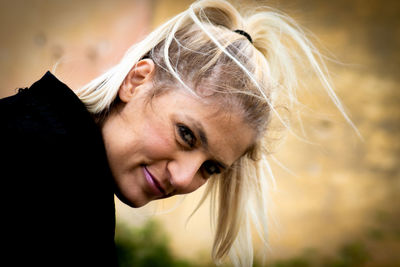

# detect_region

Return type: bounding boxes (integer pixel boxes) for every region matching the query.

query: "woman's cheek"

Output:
[142,122,176,158]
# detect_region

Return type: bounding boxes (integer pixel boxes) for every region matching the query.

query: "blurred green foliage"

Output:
[116,216,400,267]
[254,241,369,267]
[115,220,195,267]
[325,242,369,267]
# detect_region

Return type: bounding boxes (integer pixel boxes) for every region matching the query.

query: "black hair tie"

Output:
[234,29,253,43]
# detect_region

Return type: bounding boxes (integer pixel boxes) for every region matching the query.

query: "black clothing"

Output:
[0,72,117,266]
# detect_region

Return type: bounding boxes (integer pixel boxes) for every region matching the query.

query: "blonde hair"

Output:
[76,0,362,266]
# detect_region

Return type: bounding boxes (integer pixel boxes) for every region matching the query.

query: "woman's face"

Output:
[101,61,255,207]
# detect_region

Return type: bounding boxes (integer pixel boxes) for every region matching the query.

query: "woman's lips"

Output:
[143,166,165,197]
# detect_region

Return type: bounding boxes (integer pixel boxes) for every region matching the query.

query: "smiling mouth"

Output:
[143,166,166,197]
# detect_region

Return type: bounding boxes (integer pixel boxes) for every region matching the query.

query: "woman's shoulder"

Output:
[0,71,117,264]
[0,71,111,184]
[0,71,99,139]
[0,72,115,233]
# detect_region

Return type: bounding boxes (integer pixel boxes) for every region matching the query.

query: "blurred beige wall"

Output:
[1,0,399,265]
[0,0,152,96]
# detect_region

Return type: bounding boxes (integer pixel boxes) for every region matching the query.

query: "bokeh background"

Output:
[1,0,399,266]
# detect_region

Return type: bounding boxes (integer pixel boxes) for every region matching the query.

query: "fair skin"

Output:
[101,59,255,207]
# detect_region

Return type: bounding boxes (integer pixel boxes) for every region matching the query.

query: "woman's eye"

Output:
[177,124,196,148]
[202,161,221,176]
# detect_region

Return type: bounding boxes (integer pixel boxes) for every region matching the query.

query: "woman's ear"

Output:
[118,59,155,103]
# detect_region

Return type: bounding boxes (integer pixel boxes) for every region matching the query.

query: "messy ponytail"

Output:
[76,0,361,266]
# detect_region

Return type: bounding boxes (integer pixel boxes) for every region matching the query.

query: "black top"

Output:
[0,72,117,266]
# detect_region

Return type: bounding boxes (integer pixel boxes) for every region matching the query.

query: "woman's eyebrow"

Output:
[189,118,228,170]
[193,121,208,147]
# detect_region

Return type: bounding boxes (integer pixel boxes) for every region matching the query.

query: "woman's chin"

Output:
[114,189,150,208]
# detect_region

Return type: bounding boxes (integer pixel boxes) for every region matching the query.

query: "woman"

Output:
[1,0,360,266]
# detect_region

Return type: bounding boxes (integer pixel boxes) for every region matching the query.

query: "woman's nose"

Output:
[167,152,205,193]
